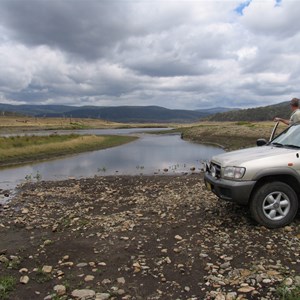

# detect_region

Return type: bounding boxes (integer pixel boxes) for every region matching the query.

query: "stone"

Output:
[165,257,171,264]
[263,279,272,284]
[220,262,230,269]
[20,275,30,284]
[19,268,28,273]
[294,276,300,286]
[283,278,293,286]
[77,262,88,267]
[42,265,53,273]
[0,255,9,263]
[21,208,29,214]
[284,226,293,232]
[238,286,255,293]
[54,285,66,296]
[84,275,95,282]
[117,289,125,295]
[215,293,226,300]
[71,289,96,299]
[226,292,237,300]
[175,235,183,241]
[117,277,126,284]
[184,286,190,292]
[95,293,110,300]
[200,253,208,258]
[102,279,111,285]
[43,239,52,246]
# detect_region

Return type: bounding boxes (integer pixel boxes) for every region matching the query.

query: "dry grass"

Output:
[180,121,287,150]
[0,116,174,132]
[0,134,137,167]
[0,116,120,130]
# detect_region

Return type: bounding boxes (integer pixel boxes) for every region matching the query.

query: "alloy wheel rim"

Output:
[262,191,291,221]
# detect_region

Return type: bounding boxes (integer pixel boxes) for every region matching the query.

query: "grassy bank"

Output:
[0,134,137,167]
[179,121,287,150]
[0,116,173,133]
[0,116,121,132]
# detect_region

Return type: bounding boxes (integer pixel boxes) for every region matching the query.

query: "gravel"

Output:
[0,175,299,299]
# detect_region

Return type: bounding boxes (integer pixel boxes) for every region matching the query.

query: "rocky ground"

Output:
[0,175,299,300]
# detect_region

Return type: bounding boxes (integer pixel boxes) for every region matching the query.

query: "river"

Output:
[0,128,224,202]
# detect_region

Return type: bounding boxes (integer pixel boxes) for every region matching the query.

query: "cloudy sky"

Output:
[0,0,299,109]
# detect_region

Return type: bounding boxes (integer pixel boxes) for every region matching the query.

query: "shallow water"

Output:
[0,129,224,197]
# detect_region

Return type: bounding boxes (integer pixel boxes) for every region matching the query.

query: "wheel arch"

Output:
[250,174,300,204]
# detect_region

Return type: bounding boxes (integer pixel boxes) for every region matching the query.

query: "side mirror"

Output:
[257,138,267,146]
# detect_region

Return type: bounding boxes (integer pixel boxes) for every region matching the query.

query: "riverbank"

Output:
[0,135,138,167]
[0,175,299,299]
[0,116,171,133]
[179,121,286,150]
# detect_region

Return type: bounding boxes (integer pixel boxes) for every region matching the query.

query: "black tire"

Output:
[250,181,299,228]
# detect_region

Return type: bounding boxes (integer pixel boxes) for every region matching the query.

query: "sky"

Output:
[0,0,299,109]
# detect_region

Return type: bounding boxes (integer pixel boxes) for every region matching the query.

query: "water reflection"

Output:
[0,131,224,190]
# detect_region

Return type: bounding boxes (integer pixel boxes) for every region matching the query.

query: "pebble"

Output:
[19,268,28,273]
[238,286,255,293]
[283,278,293,286]
[43,239,52,246]
[42,265,53,273]
[226,292,237,300]
[20,275,29,284]
[96,293,110,300]
[0,255,9,263]
[53,285,66,296]
[117,277,126,284]
[77,262,88,268]
[21,208,29,214]
[84,275,95,282]
[102,279,111,285]
[215,293,226,300]
[175,235,183,241]
[71,289,96,299]
[220,262,230,269]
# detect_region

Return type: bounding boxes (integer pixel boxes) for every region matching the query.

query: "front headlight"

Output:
[224,166,246,179]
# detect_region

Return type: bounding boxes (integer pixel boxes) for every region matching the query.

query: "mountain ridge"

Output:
[206,101,290,122]
[0,103,234,123]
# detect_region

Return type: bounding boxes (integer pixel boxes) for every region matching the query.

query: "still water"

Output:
[0,129,224,192]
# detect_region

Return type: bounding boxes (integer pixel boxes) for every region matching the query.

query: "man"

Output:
[274,98,300,125]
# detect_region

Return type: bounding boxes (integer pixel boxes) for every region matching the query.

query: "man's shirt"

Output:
[290,109,300,125]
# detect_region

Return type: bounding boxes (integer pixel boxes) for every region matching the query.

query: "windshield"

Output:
[271,124,300,148]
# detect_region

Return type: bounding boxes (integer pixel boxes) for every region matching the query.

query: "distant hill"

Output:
[0,110,24,117]
[0,103,235,123]
[195,107,240,114]
[207,102,290,122]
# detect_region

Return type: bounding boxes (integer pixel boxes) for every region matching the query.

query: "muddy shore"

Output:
[0,175,299,299]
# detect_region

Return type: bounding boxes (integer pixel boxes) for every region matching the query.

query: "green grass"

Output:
[0,276,16,300]
[33,268,53,283]
[0,134,138,167]
[277,285,300,300]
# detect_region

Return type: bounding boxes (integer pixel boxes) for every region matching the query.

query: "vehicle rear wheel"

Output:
[250,181,298,228]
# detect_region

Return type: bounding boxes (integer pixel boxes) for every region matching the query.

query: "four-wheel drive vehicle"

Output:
[204,122,300,228]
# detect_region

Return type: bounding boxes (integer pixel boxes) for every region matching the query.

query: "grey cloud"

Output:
[0,0,300,110]
[0,0,139,60]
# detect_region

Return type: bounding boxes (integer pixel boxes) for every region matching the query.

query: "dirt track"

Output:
[0,175,299,299]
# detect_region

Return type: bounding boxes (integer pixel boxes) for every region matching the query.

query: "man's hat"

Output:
[290,98,299,107]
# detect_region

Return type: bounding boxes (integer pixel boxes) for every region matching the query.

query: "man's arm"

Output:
[273,117,290,125]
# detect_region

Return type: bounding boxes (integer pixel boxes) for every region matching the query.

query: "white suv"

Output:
[204,122,300,228]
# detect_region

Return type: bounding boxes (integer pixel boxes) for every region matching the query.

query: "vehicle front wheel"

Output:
[250,181,298,228]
